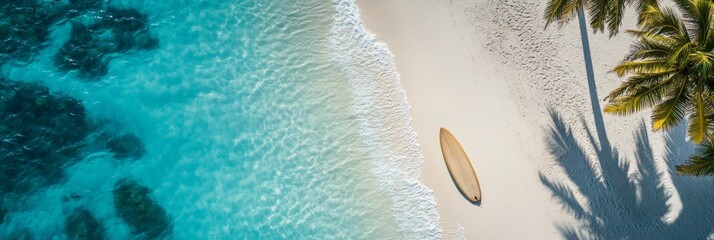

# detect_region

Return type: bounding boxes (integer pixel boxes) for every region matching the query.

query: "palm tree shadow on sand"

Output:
[542,7,714,238]
[542,109,714,239]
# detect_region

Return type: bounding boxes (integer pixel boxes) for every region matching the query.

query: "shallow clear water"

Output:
[0,0,439,239]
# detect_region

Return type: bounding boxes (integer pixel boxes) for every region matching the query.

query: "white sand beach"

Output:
[357,0,713,239]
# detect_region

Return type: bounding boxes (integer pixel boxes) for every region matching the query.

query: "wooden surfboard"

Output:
[439,128,481,203]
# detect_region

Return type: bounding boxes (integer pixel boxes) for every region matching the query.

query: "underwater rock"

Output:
[0,0,56,63]
[0,0,157,72]
[54,22,108,79]
[99,7,158,51]
[0,79,90,194]
[113,179,172,239]
[66,208,105,240]
[106,133,145,160]
[54,6,158,78]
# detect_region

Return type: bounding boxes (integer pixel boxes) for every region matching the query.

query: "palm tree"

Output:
[544,0,660,36]
[543,0,661,160]
[604,0,714,175]
[605,0,714,143]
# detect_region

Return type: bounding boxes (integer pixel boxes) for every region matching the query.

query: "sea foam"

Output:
[329,1,444,238]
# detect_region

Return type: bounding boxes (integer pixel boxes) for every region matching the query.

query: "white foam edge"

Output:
[328,0,447,239]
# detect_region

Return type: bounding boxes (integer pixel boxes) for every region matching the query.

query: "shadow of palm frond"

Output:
[541,109,714,239]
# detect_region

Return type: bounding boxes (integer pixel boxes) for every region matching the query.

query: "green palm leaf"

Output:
[624,43,672,61]
[627,30,680,49]
[675,0,713,44]
[606,0,629,36]
[677,136,714,176]
[588,0,609,33]
[636,0,661,26]
[604,74,680,115]
[543,0,714,177]
[544,0,582,28]
[639,6,690,42]
[607,68,679,98]
[666,43,692,67]
[692,0,714,48]
[689,52,714,79]
[687,87,712,143]
[544,0,661,36]
[651,78,689,130]
[613,59,670,76]
[607,0,714,147]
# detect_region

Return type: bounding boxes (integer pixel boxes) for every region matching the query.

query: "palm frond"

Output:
[604,74,680,116]
[666,42,693,67]
[641,5,691,42]
[613,59,670,76]
[675,0,712,43]
[672,0,699,22]
[624,31,680,61]
[651,77,690,130]
[588,0,609,33]
[606,0,628,36]
[687,87,712,143]
[705,33,714,53]
[625,48,671,61]
[690,0,714,46]
[689,52,714,80]
[543,0,664,35]
[627,29,680,46]
[677,136,714,176]
[607,68,679,98]
[677,155,714,176]
[545,0,581,28]
[636,0,662,26]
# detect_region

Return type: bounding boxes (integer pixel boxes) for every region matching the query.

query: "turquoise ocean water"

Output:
[1,0,440,239]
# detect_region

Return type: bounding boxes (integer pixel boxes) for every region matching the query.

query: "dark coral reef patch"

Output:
[0,0,57,63]
[65,208,106,240]
[113,179,172,239]
[1,0,158,79]
[55,22,109,78]
[0,2,166,239]
[105,133,146,160]
[99,7,159,52]
[54,6,158,79]
[0,79,90,194]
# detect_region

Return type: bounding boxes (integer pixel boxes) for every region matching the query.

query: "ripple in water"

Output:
[0,0,441,239]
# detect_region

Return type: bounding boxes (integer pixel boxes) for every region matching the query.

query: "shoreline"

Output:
[353,0,672,238]
[355,0,564,238]
[330,1,443,238]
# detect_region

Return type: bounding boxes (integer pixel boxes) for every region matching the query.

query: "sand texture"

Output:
[357,0,714,239]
